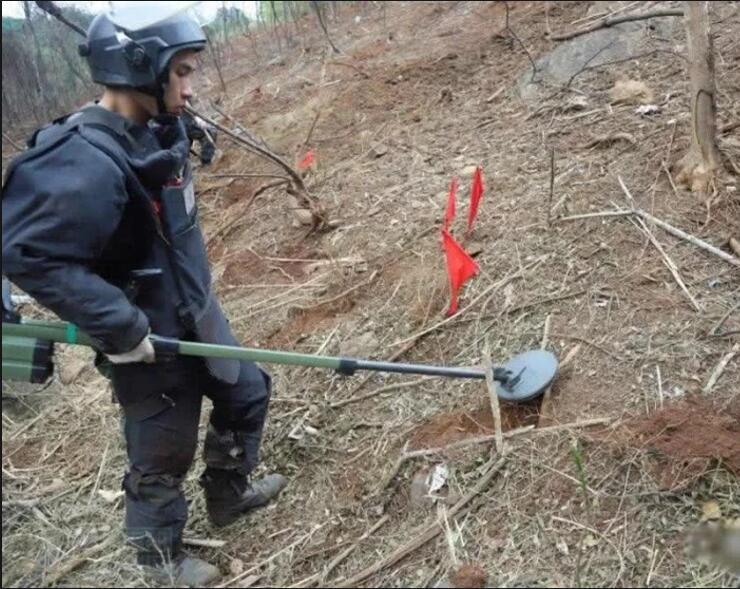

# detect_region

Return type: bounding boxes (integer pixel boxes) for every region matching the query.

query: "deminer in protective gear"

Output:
[2,5,286,586]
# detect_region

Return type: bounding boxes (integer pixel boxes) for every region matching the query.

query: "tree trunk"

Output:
[269,1,283,53]
[23,1,48,117]
[311,0,341,54]
[675,1,721,193]
[204,30,227,95]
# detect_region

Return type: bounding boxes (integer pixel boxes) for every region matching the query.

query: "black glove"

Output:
[132,116,191,184]
[183,113,218,165]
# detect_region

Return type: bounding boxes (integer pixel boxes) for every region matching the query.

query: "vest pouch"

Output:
[159,180,211,325]
[193,296,241,385]
[159,178,240,385]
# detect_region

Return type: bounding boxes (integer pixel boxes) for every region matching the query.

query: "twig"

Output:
[2,498,41,508]
[379,417,610,493]
[502,1,537,82]
[202,173,291,181]
[546,333,620,360]
[564,48,682,91]
[584,132,637,149]
[618,177,740,268]
[702,343,739,395]
[541,314,552,350]
[218,524,326,588]
[551,516,625,586]
[662,160,680,199]
[548,148,555,227]
[292,516,391,587]
[563,41,615,89]
[560,180,740,268]
[656,365,664,409]
[551,9,684,41]
[2,131,24,152]
[633,217,701,312]
[185,105,325,226]
[710,301,739,336]
[210,102,268,149]
[40,534,117,587]
[302,110,322,151]
[558,210,633,222]
[730,237,740,258]
[338,453,510,588]
[206,180,288,245]
[471,289,587,330]
[87,440,110,506]
[329,377,433,409]
[482,342,504,454]
[290,271,378,312]
[182,537,227,549]
[327,61,370,79]
[486,86,505,103]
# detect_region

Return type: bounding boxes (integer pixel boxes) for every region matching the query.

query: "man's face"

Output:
[163,50,198,116]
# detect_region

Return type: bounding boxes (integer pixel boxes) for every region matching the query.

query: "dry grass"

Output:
[3,1,740,587]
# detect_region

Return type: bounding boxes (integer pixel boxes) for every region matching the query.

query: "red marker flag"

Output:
[442,229,480,316]
[443,177,458,231]
[466,166,484,234]
[298,150,315,170]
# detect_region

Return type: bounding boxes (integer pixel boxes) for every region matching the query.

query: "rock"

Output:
[293,208,315,226]
[466,241,485,257]
[339,331,378,356]
[565,95,589,111]
[610,79,654,105]
[635,104,661,115]
[98,489,125,503]
[518,10,681,103]
[370,143,388,158]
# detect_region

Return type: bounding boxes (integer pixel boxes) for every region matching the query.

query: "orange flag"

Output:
[466,166,484,235]
[442,229,480,316]
[298,150,315,170]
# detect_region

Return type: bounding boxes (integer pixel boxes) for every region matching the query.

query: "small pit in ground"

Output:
[409,396,543,450]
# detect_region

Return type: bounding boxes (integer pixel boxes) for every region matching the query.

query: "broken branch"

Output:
[702,342,739,395]
[551,9,683,41]
[185,105,326,227]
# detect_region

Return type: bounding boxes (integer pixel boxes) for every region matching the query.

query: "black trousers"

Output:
[111,356,271,564]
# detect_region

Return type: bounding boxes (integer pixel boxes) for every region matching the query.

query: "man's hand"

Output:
[106,335,156,364]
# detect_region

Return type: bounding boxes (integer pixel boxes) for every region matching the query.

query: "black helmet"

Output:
[79,9,206,93]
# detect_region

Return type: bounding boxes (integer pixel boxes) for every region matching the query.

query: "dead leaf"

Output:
[229,558,245,576]
[701,500,722,522]
[98,489,125,503]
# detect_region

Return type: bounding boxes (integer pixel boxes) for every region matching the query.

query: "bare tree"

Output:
[204,29,227,95]
[675,1,721,193]
[269,1,283,53]
[310,0,341,54]
[22,1,48,117]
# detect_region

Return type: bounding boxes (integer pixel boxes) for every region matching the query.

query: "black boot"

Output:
[140,553,221,587]
[200,468,287,527]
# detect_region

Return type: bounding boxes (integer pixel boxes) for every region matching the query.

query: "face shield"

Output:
[107,1,214,32]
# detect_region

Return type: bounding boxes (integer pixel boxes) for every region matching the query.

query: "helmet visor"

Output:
[108,1,214,32]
